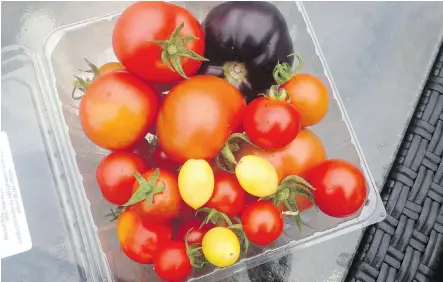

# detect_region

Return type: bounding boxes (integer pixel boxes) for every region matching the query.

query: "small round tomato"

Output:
[98,62,124,75]
[157,75,246,164]
[309,159,367,218]
[152,146,180,172]
[243,97,301,150]
[176,219,212,245]
[178,159,215,210]
[235,155,278,197]
[79,71,160,150]
[202,227,240,267]
[205,172,246,217]
[131,169,182,223]
[96,151,148,205]
[117,208,172,264]
[241,201,283,246]
[113,2,206,83]
[154,241,192,282]
[280,73,329,127]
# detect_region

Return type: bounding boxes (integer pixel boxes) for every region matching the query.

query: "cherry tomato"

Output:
[241,201,283,246]
[98,62,125,75]
[202,227,240,267]
[157,75,246,164]
[154,241,192,282]
[280,74,329,127]
[176,219,212,245]
[79,71,160,150]
[96,151,148,205]
[131,169,182,223]
[113,2,205,83]
[152,146,180,171]
[243,97,301,150]
[309,159,367,218]
[205,172,246,217]
[117,208,172,264]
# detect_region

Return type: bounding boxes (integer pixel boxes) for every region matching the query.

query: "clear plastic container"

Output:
[1,2,385,282]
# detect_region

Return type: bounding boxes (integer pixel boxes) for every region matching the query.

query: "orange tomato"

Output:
[98,62,124,75]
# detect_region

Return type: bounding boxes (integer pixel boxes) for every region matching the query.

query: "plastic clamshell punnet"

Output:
[1,2,385,282]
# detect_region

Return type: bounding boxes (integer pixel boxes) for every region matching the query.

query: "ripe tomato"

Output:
[152,146,180,172]
[309,159,367,218]
[202,227,240,267]
[157,75,246,164]
[205,172,246,217]
[236,128,326,181]
[280,74,329,127]
[79,71,159,150]
[131,169,182,223]
[243,97,301,150]
[117,208,172,264]
[96,151,148,205]
[235,155,279,197]
[98,62,125,75]
[176,219,212,245]
[113,2,205,83]
[154,241,192,282]
[178,159,214,210]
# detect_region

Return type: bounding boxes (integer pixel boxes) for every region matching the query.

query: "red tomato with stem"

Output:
[243,96,301,150]
[176,219,212,245]
[309,159,367,218]
[113,1,206,83]
[205,172,246,217]
[154,241,192,282]
[96,151,148,205]
[129,168,182,223]
[117,208,172,264]
[241,201,284,246]
[79,71,160,150]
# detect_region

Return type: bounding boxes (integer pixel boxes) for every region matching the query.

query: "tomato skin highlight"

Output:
[243,97,301,150]
[154,240,192,282]
[113,1,205,84]
[132,169,182,223]
[280,73,329,127]
[79,71,159,150]
[176,219,212,245]
[205,172,246,217]
[157,75,246,164]
[96,151,148,205]
[309,159,367,218]
[117,208,172,264]
[241,201,284,246]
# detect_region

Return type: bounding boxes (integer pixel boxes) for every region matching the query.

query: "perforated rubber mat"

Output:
[346,46,443,282]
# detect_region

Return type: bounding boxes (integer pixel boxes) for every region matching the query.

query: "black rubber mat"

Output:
[346,46,443,282]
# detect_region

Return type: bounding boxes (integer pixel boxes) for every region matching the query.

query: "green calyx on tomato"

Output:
[273,53,302,85]
[184,230,206,268]
[72,58,100,100]
[262,175,317,231]
[148,22,208,79]
[124,169,165,207]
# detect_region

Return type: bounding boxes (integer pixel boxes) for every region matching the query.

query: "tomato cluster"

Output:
[73,2,369,281]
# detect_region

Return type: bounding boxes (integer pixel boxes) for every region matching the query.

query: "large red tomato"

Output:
[113,2,206,83]
[130,169,182,223]
[309,159,367,218]
[79,71,159,150]
[117,208,172,264]
[157,75,246,164]
[96,151,148,205]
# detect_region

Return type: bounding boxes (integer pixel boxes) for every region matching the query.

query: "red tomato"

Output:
[96,151,148,205]
[157,75,246,164]
[154,241,192,282]
[152,146,180,171]
[79,71,159,150]
[132,169,182,223]
[176,219,212,245]
[117,208,172,264]
[241,201,284,246]
[205,172,246,217]
[280,74,329,127]
[309,159,367,218]
[243,97,301,150]
[113,2,205,84]
[176,202,197,221]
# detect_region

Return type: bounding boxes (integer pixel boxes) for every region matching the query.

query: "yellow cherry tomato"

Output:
[202,227,240,267]
[178,159,214,209]
[235,155,279,197]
